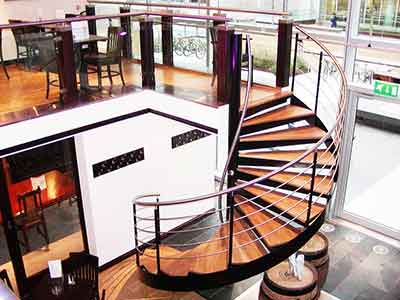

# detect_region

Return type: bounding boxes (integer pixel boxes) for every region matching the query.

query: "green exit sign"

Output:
[374,80,400,98]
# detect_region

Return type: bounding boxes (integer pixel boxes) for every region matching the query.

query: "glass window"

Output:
[352,46,400,86]
[344,97,400,231]
[359,0,400,39]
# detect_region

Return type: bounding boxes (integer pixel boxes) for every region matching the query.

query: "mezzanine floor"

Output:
[0,60,281,127]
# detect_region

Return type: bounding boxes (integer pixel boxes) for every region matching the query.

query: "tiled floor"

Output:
[192,221,400,300]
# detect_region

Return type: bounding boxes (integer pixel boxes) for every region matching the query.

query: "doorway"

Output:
[335,92,400,239]
[0,138,88,296]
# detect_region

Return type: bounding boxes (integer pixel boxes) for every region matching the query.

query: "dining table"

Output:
[31,275,94,300]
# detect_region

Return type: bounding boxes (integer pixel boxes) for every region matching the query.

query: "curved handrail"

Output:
[0,11,228,30]
[88,0,288,17]
[134,23,348,208]
[217,34,253,221]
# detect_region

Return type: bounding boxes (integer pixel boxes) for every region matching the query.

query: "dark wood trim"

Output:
[161,16,174,66]
[276,18,293,88]
[120,7,133,58]
[149,109,218,134]
[139,18,155,89]
[0,108,218,158]
[216,25,234,104]
[0,109,150,157]
[69,139,90,252]
[55,28,78,103]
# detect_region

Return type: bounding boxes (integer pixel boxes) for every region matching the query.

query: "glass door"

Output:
[0,138,88,296]
[336,92,400,239]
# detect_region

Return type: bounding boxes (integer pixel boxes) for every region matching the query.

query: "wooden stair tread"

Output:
[243,105,314,127]
[242,185,325,223]
[239,150,335,166]
[242,90,292,111]
[141,246,185,275]
[240,126,326,143]
[237,167,333,195]
[235,197,298,248]
[231,218,267,264]
[188,226,229,274]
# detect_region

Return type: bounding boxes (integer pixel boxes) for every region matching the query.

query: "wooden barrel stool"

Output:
[259,261,320,300]
[299,232,329,288]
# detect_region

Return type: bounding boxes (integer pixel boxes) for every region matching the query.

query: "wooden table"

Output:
[2,169,76,223]
[31,276,93,300]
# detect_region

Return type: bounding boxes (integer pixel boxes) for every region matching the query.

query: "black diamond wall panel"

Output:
[172,129,211,149]
[93,148,145,178]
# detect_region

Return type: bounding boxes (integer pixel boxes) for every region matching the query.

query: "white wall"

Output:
[0,90,229,266]
[0,0,87,60]
[75,113,217,265]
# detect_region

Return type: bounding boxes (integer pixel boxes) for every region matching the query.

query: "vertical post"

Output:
[228,192,235,268]
[154,205,161,274]
[86,5,97,53]
[306,152,318,226]
[56,28,78,104]
[291,33,299,92]
[306,52,323,226]
[133,203,140,266]
[86,5,97,35]
[161,15,174,66]
[315,52,324,122]
[140,17,155,89]
[0,160,27,296]
[120,6,133,58]
[227,33,242,189]
[216,24,235,104]
[276,18,293,88]
[211,14,226,82]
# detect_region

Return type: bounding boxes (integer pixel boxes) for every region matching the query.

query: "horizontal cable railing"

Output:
[132,22,347,275]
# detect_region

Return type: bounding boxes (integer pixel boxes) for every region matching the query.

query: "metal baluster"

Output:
[306,51,324,226]
[228,192,235,268]
[291,33,299,92]
[154,202,161,274]
[133,203,140,266]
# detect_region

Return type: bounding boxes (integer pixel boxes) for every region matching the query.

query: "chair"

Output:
[15,187,50,252]
[34,34,80,99]
[209,27,254,87]
[83,26,126,89]
[34,33,61,99]
[63,252,100,300]
[9,19,41,67]
[0,29,9,79]
[0,270,13,291]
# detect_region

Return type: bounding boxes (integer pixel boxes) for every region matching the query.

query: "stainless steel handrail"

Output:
[217,34,253,220]
[133,23,348,208]
[88,0,288,17]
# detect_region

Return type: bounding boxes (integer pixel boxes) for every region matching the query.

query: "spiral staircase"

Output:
[133,25,347,291]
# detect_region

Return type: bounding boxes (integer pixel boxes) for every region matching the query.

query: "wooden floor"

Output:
[0,60,281,127]
[99,256,205,300]
[0,231,84,293]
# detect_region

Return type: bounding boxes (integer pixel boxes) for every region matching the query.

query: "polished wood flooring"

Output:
[0,231,84,293]
[0,60,281,127]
